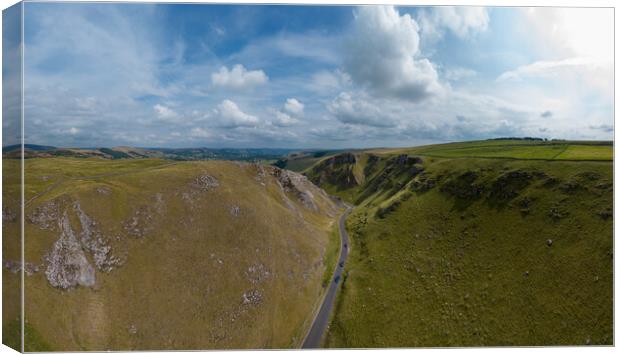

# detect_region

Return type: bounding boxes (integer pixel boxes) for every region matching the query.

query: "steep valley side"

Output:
[306,151,613,347]
[2,158,343,350]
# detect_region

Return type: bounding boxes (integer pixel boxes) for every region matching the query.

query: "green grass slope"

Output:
[3,157,343,350]
[373,139,613,161]
[2,157,22,351]
[305,140,613,347]
[273,150,344,173]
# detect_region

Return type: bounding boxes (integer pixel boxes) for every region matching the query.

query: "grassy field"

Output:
[303,140,613,347]
[2,157,22,351]
[376,139,613,161]
[3,157,342,350]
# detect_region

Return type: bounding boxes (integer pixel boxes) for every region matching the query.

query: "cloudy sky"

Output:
[9,3,615,148]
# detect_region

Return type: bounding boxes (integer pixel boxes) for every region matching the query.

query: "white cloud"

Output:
[271,98,304,127]
[327,92,397,128]
[211,64,268,90]
[190,127,211,138]
[69,127,80,135]
[283,98,304,117]
[213,99,259,128]
[496,56,612,100]
[497,57,605,82]
[231,33,341,67]
[309,70,352,93]
[417,7,489,40]
[521,8,612,63]
[443,67,477,81]
[344,6,442,102]
[273,111,297,127]
[153,104,179,122]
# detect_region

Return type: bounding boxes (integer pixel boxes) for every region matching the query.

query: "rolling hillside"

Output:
[2,157,343,350]
[304,139,613,347]
[1,145,295,162]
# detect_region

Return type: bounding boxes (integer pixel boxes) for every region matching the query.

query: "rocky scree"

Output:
[41,199,123,290]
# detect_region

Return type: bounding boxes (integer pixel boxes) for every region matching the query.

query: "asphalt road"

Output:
[302,206,352,349]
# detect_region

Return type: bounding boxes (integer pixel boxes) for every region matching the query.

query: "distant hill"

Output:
[270,150,350,172]
[2,144,57,153]
[151,147,296,161]
[2,145,300,162]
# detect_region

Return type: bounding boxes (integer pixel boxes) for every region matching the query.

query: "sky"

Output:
[4,3,614,148]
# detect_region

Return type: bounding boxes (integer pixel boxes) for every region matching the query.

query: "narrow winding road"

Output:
[302,205,352,349]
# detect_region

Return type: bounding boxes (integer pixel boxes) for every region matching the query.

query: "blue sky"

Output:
[10,3,614,148]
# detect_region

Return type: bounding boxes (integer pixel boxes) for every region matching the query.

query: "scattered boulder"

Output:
[270,168,319,211]
[230,205,241,217]
[27,199,60,230]
[45,213,96,289]
[96,186,111,195]
[123,206,154,238]
[3,260,41,276]
[516,196,533,215]
[245,263,270,284]
[191,174,220,191]
[542,176,560,188]
[441,171,484,200]
[410,172,436,193]
[2,206,16,223]
[575,171,600,181]
[559,179,580,194]
[548,202,568,221]
[241,289,263,306]
[74,201,122,271]
[489,170,534,202]
[254,162,267,183]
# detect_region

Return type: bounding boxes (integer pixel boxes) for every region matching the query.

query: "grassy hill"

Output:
[3,157,343,350]
[304,139,613,347]
[272,150,345,173]
[1,146,297,161]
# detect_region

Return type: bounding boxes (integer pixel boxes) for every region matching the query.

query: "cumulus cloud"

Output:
[211,64,268,90]
[213,99,259,128]
[283,98,304,117]
[153,104,179,122]
[344,6,441,102]
[190,127,211,138]
[272,98,304,127]
[328,92,397,128]
[272,111,298,127]
[417,6,489,39]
